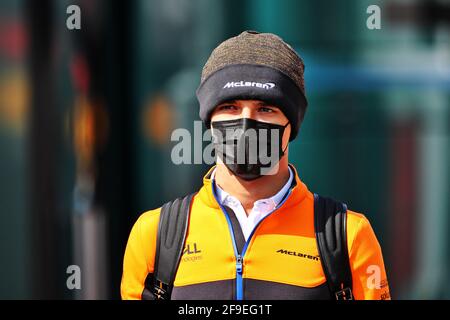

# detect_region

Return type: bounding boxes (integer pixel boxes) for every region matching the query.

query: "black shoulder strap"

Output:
[314,193,354,300]
[148,193,195,300]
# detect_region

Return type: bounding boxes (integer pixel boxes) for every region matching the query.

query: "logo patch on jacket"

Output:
[182,243,203,262]
[276,249,320,262]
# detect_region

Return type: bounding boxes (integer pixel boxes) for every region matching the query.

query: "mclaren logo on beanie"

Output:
[223,81,276,90]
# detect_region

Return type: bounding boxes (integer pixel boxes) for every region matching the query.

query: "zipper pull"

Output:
[236,255,243,274]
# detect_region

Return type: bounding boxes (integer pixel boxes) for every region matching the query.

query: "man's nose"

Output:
[241,106,255,119]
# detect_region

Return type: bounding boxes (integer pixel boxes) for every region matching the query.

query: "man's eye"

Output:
[258,107,274,113]
[219,105,237,111]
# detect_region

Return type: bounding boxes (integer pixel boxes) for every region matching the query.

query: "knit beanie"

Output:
[196,30,308,141]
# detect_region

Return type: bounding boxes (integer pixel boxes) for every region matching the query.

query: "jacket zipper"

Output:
[235,254,243,300]
[213,183,294,300]
[217,201,243,300]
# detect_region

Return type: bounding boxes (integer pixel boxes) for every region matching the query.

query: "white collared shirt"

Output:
[212,167,293,241]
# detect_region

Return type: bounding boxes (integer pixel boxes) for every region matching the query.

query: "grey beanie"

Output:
[196,30,308,141]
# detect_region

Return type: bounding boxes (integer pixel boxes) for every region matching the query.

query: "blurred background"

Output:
[0,0,449,299]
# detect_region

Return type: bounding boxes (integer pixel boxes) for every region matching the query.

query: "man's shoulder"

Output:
[345,208,380,253]
[346,209,371,233]
[346,209,367,224]
[135,192,198,228]
[134,207,162,231]
[312,193,370,230]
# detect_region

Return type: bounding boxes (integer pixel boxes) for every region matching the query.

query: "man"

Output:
[121,31,390,300]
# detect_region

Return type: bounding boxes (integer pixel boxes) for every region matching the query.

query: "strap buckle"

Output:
[152,280,170,300]
[335,287,353,300]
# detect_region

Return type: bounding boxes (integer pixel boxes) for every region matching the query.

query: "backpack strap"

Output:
[146,193,195,300]
[314,193,354,300]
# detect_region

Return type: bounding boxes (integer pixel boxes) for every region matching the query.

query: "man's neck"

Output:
[214,158,291,215]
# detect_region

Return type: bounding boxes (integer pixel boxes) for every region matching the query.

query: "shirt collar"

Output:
[212,166,294,210]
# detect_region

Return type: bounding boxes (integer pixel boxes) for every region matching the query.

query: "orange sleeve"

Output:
[347,212,391,300]
[120,209,160,300]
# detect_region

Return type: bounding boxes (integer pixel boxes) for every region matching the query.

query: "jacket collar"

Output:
[197,164,308,210]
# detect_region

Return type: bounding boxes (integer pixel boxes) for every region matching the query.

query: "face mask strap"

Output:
[280,142,289,157]
[279,121,290,156]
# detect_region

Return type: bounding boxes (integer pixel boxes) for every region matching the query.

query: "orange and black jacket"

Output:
[121,165,390,300]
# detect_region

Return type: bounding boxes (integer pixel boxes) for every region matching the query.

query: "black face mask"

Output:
[211,118,289,181]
